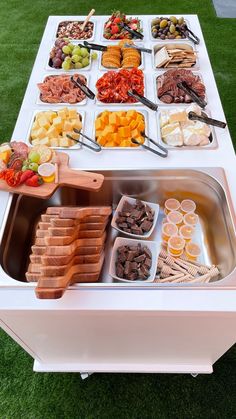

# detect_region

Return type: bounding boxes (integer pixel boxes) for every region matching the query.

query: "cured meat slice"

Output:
[37,74,87,104]
[157,69,206,104]
[96,68,144,103]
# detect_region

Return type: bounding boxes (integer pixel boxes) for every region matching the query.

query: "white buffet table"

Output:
[0,15,235,375]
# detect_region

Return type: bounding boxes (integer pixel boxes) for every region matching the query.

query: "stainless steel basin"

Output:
[1,168,236,287]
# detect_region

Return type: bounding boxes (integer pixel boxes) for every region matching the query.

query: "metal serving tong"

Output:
[124,43,152,54]
[67,129,101,152]
[128,90,158,111]
[132,134,168,158]
[70,76,95,100]
[179,24,200,45]
[188,111,227,129]
[120,23,144,40]
[177,81,207,109]
[83,40,107,51]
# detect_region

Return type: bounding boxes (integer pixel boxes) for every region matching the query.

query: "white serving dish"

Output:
[26,107,85,150]
[95,71,146,106]
[46,40,92,72]
[109,236,160,282]
[101,16,144,43]
[111,195,160,239]
[157,106,218,150]
[149,17,191,41]
[53,19,96,42]
[93,108,149,150]
[152,42,199,71]
[36,73,90,106]
[154,71,208,106]
[98,41,144,71]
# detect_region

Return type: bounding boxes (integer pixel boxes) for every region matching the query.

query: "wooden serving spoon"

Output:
[81,9,95,31]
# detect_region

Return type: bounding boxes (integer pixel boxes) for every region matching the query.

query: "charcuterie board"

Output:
[0,152,104,198]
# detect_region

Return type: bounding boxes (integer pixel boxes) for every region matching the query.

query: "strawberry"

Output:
[25,174,43,187]
[130,23,138,30]
[114,17,121,24]
[111,25,120,34]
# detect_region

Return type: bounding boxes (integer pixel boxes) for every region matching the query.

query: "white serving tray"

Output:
[36,72,90,106]
[26,107,85,150]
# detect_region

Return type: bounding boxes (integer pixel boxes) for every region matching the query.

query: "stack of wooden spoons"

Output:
[26,206,112,299]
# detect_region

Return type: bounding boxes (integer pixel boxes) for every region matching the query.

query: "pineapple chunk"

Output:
[30,129,39,140]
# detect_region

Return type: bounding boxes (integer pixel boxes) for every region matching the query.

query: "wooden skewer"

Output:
[81,9,95,31]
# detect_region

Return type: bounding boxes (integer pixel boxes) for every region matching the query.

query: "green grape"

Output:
[28,151,40,163]
[62,45,71,54]
[81,57,89,67]
[80,47,88,57]
[28,162,39,172]
[22,165,28,172]
[62,60,71,70]
[91,52,98,60]
[68,43,74,51]
[71,54,79,63]
[72,47,81,56]
[64,56,72,62]
[74,62,83,69]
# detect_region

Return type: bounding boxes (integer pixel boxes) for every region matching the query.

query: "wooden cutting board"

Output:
[0,152,104,198]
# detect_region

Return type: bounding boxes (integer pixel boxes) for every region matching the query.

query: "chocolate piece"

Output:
[131,226,143,235]
[144,258,152,269]
[116,199,155,235]
[134,254,146,263]
[116,263,124,278]
[115,243,152,281]
[140,220,153,232]
[143,246,152,259]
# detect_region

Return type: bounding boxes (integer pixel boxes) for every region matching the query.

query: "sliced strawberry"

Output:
[111,25,120,35]
[114,17,121,24]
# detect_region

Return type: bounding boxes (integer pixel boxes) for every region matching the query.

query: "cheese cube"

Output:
[47,126,58,138]
[49,138,59,147]
[35,127,48,139]
[38,137,50,146]
[169,109,187,123]
[31,139,40,146]
[59,137,70,147]
[70,118,82,130]
[68,109,78,119]
[52,117,63,130]
[161,122,179,137]
[37,116,50,129]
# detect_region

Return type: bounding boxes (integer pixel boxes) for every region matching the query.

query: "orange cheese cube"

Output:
[95,118,105,131]
[109,113,120,126]
[129,119,139,130]
[126,110,137,119]
[118,126,131,137]
[131,129,141,139]
[112,133,120,144]
[97,136,107,146]
[100,111,110,124]
[137,121,145,132]
[119,117,128,126]
[103,125,116,136]
[116,111,126,117]
[120,139,132,147]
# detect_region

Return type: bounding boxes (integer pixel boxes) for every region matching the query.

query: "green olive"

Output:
[160,19,168,28]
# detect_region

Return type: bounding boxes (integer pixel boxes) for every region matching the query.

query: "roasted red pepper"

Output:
[25,174,43,187]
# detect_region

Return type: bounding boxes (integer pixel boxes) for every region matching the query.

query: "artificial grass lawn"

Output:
[0,0,236,418]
